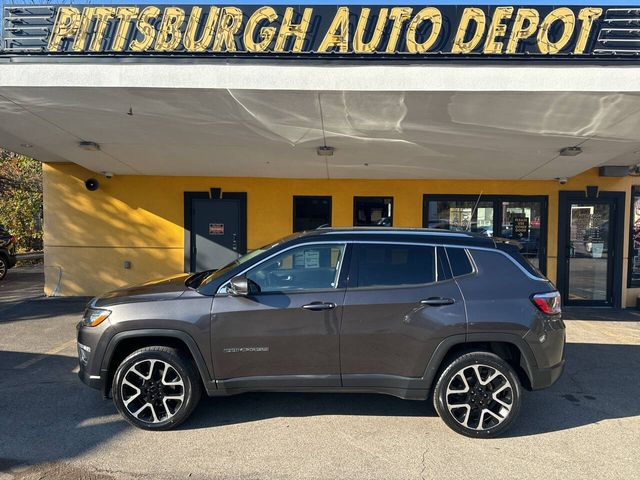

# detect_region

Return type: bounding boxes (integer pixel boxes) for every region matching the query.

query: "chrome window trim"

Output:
[444,246,478,280]
[216,238,547,295]
[216,241,348,295]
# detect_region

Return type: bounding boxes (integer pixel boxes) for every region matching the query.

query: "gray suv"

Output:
[77,228,565,438]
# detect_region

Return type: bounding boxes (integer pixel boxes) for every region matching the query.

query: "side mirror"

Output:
[228,275,260,296]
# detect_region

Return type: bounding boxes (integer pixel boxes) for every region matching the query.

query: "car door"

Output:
[210,242,349,388]
[340,243,466,387]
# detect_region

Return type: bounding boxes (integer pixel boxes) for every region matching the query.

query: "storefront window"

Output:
[501,202,543,271]
[424,195,547,274]
[426,200,494,235]
[354,197,393,227]
[628,187,640,287]
[293,196,332,232]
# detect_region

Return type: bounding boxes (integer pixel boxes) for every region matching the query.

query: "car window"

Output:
[446,247,474,277]
[246,244,346,293]
[356,244,435,288]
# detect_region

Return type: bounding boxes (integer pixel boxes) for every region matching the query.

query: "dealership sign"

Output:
[2,4,639,57]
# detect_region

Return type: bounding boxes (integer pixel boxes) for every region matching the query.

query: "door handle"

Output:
[420,297,455,306]
[302,302,337,311]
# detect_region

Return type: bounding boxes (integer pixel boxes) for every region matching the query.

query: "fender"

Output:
[100,329,217,395]
[421,333,538,390]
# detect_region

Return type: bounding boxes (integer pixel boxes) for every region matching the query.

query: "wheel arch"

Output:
[424,333,537,391]
[101,329,215,398]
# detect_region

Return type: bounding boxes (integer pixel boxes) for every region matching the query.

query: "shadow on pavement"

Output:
[0,297,91,323]
[563,307,640,321]
[0,350,129,472]
[1,341,638,472]
[185,342,640,437]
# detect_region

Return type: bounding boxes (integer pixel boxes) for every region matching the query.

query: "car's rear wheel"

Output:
[0,255,7,281]
[433,351,521,438]
[112,346,201,430]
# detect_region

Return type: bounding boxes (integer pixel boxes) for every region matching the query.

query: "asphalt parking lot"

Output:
[1,266,639,480]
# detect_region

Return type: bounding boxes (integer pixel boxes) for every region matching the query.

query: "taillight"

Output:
[532,291,561,315]
[9,235,16,245]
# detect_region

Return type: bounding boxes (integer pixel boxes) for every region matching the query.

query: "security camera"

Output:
[85,178,100,191]
[102,171,114,179]
[556,177,568,185]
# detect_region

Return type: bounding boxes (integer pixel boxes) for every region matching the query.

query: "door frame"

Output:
[422,194,549,274]
[556,190,625,308]
[184,190,247,273]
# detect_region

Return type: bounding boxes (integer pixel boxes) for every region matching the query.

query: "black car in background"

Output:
[0,225,17,281]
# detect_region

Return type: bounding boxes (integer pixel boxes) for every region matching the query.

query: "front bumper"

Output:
[76,318,109,395]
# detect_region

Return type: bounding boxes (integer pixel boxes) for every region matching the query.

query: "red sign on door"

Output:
[209,223,224,235]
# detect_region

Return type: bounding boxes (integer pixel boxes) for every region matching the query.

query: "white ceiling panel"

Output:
[1,87,640,179]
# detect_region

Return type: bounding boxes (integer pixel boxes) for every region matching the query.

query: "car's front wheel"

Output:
[433,351,522,438]
[112,346,201,430]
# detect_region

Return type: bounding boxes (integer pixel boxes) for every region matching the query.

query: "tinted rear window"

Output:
[356,244,435,287]
[446,248,474,277]
[496,242,545,279]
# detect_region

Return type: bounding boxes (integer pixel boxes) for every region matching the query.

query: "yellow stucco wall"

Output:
[43,162,639,305]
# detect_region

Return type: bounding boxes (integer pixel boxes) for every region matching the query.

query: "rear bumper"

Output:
[528,358,565,390]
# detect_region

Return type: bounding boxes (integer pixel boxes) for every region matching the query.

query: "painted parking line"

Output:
[14,339,77,369]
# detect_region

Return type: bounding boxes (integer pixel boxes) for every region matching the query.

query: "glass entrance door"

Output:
[566,201,612,304]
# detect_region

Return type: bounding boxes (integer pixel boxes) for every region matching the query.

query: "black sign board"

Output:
[2,4,639,58]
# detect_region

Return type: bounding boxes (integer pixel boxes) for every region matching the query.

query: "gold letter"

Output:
[484,6,513,54]
[574,7,602,54]
[212,7,243,52]
[274,7,313,52]
[353,8,388,53]
[130,6,161,51]
[386,7,413,52]
[406,7,442,53]
[155,7,185,51]
[184,6,219,52]
[48,7,80,52]
[537,7,575,54]
[88,7,115,52]
[244,6,278,52]
[452,8,485,53]
[506,8,539,54]
[318,6,349,52]
[72,7,95,52]
[111,7,139,52]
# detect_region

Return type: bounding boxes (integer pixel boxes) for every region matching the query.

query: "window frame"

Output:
[292,195,332,233]
[422,194,549,274]
[217,241,350,295]
[445,247,477,279]
[628,186,640,288]
[347,241,440,290]
[353,196,394,227]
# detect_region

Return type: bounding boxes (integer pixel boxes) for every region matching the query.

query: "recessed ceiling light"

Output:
[20,143,33,148]
[317,146,334,156]
[559,146,582,157]
[79,141,101,151]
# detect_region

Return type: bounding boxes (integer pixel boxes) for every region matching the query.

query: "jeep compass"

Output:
[77,228,565,438]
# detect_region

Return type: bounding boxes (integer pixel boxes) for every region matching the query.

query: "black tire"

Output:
[433,351,521,438]
[0,255,7,281]
[112,346,202,431]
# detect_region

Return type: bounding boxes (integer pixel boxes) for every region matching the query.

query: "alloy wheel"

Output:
[0,258,6,280]
[120,359,185,424]
[445,364,513,431]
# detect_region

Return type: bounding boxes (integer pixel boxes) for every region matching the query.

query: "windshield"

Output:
[194,233,304,289]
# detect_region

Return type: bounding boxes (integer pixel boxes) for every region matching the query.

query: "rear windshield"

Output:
[495,241,546,279]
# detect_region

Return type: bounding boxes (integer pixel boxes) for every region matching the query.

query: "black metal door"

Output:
[192,199,240,272]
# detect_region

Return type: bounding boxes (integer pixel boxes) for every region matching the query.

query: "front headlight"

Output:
[82,308,111,327]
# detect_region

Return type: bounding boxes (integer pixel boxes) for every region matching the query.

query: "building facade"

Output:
[2,3,640,307]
